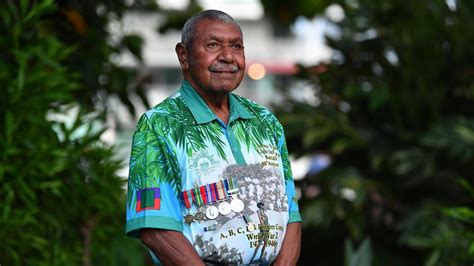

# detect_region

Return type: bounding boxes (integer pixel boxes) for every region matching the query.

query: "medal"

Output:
[216,180,231,215]
[205,205,219,219]
[181,184,208,224]
[191,186,208,223]
[218,201,231,215]
[182,177,245,223]
[184,214,194,224]
[230,198,244,213]
[182,190,195,224]
[228,177,245,213]
[194,211,206,222]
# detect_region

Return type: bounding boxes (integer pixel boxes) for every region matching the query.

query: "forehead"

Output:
[194,19,243,41]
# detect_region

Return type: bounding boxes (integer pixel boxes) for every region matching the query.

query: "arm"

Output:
[141,228,205,266]
[272,222,302,266]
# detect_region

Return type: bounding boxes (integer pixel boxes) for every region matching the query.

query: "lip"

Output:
[210,70,239,75]
[210,70,238,73]
[209,65,240,74]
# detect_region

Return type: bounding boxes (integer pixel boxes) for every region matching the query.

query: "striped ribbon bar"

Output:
[181,190,192,209]
[190,188,196,204]
[205,184,212,203]
[182,178,240,210]
[194,187,203,206]
[223,179,230,197]
[228,177,239,194]
[216,180,225,200]
[200,185,208,204]
[210,183,218,203]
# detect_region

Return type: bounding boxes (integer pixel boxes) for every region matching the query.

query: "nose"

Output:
[218,45,234,63]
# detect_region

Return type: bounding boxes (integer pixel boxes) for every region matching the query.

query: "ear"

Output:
[175,43,189,70]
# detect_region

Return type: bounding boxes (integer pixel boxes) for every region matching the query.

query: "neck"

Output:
[185,80,231,124]
[202,91,231,125]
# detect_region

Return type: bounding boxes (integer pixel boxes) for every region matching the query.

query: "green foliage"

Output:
[265,0,474,265]
[157,0,202,34]
[49,0,155,116]
[0,1,146,265]
[260,0,333,25]
[344,238,372,266]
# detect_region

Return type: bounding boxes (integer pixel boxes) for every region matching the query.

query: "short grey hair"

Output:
[181,10,242,51]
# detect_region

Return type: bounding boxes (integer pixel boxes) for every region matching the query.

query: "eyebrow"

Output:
[207,34,243,43]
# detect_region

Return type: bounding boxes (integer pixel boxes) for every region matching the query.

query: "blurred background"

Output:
[1,0,473,265]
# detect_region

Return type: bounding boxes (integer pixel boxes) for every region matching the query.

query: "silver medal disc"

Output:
[205,206,219,220]
[218,202,232,215]
[230,198,244,213]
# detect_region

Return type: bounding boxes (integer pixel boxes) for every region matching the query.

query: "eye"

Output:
[232,43,243,50]
[207,42,218,48]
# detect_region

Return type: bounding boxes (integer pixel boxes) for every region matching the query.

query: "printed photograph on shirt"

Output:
[190,163,288,264]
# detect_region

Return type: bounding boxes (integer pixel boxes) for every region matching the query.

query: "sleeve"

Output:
[278,131,303,224]
[125,113,183,238]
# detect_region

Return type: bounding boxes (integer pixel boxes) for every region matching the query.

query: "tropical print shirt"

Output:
[125,80,302,265]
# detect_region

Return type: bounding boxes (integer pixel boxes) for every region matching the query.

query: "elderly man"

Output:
[125,10,302,265]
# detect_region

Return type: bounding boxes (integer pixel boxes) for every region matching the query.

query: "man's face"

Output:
[184,19,245,95]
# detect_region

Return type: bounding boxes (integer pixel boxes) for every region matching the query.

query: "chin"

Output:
[211,82,240,93]
[209,86,236,95]
[208,74,243,93]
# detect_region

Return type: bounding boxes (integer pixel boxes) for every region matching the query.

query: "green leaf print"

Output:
[153,98,228,161]
[280,141,293,181]
[129,130,147,190]
[233,119,268,153]
[233,96,280,154]
[127,115,181,211]
[148,135,181,193]
[199,122,228,161]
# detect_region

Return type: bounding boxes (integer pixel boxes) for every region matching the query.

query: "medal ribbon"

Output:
[181,191,191,209]
[210,183,217,203]
[223,179,230,197]
[190,189,196,204]
[194,187,203,206]
[221,180,229,198]
[185,179,239,209]
[205,184,212,204]
[216,180,225,200]
[200,185,208,204]
[229,177,239,194]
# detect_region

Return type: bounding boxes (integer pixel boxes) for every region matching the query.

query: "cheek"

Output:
[237,55,246,69]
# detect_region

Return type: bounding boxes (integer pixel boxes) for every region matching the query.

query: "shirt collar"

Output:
[180,80,252,125]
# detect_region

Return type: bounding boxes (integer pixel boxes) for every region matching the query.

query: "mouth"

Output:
[209,65,240,74]
[212,70,238,74]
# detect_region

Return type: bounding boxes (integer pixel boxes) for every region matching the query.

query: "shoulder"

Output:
[145,91,184,120]
[135,91,188,133]
[233,95,279,121]
[233,94,283,130]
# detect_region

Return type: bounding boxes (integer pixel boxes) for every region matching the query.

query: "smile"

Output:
[209,65,240,74]
[212,70,238,74]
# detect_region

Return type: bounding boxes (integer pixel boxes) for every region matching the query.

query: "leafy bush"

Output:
[262,0,474,265]
[0,1,145,265]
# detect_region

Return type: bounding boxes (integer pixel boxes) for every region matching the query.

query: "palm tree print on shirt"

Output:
[127,114,181,211]
[128,92,294,214]
[151,97,229,162]
[233,96,293,181]
[233,96,284,149]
